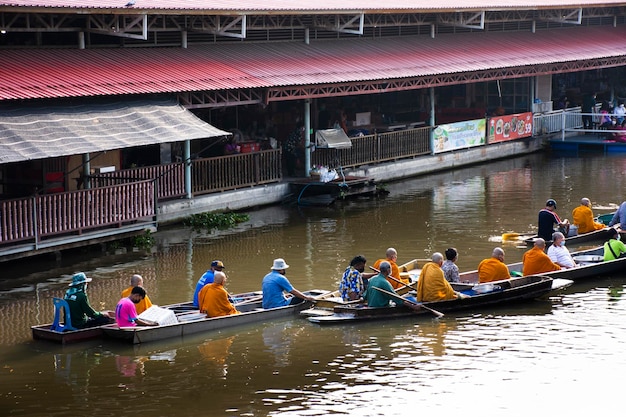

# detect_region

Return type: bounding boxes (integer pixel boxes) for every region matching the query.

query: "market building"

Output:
[1,0,625,260]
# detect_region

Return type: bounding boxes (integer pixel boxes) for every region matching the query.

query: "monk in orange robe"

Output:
[373,247,409,289]
[198,271,240,318]
[477,247,511,283]
[416,253,463,302]
[572,197,606,234]
[121,274,153,315]
[522,239,561,275]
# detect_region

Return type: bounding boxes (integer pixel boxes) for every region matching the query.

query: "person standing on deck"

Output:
[581,92,596,130]
[572,197,606,234]
[121,274,153,315]
[538,199,570,241]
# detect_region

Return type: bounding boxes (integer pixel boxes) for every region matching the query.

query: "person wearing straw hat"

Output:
[261,258,314,309]
[63,272,114,329]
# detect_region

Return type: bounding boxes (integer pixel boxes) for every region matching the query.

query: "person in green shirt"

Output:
[604,228,626,261]
[64,272,113,328]
[364,262,419,310]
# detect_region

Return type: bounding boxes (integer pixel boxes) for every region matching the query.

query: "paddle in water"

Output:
[371,286,444,318]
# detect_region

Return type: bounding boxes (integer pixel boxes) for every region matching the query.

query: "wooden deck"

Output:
[549,133,626,153]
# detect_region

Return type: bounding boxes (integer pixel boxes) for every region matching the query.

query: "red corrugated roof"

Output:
[1,26,625,101]
[1,0,624,12]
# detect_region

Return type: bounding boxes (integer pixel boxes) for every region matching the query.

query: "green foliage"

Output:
[184,212,250,232]
[131,230,155,250]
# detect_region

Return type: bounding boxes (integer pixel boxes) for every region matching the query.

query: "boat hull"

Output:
[460,246,623,283]
[31,324,104,344]
[308,275,555,324]
[103,289,328,344]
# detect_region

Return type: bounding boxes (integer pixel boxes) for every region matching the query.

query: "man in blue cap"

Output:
[64,272,113,328]
[193,260,225,307]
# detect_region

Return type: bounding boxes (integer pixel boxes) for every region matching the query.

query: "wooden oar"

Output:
[372,286,444,318]
[369,266,417,293]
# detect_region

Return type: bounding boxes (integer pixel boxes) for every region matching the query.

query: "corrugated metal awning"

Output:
[1,26,626,101]
[0,99,230,164]
[315,129,352,149]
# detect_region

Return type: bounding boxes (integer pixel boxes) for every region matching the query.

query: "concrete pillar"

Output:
[304,99,311,177]
[429,87,435,154]
[83,154,91,189]
[184,140,192,199]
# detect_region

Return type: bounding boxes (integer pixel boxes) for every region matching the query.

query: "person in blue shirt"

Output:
[261,258,313,309]
[608,201,626,227]
[193,260,225,307]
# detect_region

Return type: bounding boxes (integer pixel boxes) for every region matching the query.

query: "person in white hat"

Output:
[63,272,113,328]
[261,258,314,309]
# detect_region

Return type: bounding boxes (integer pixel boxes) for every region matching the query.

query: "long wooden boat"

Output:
[102,289,329,344]
[308,275,566,324]
[31,290,265,344]
[457,245,624,284]
[522,226,615,247]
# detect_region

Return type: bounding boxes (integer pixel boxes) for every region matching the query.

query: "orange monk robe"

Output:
[121,286,153,315]
[522,247,561,275]
[416,262,457,302]
[477,258,511,283]
[372,258,409,289]
[198,283,240,318]
[572,205,606,234]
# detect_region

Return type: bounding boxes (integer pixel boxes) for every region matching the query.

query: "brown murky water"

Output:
[2,152,626,416]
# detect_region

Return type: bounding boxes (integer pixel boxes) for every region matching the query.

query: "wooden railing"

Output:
[90,163,185,201]
[191,149,282,196]
[312,126,431,169]
[0,180,156,246]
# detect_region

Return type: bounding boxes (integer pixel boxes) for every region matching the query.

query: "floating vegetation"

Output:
[184,212,250,232]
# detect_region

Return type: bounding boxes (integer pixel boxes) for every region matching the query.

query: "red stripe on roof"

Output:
[1,26,626,101]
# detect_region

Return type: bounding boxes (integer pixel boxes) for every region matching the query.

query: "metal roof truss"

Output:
[539,8,582,25]
[314,14,364,35]
[187,15,247,39]
[173,55,626,108]
[88,14,147,40]
[437,11,485,30]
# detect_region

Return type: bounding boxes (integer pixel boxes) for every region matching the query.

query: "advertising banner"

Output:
[433,119,486,153]
[488,112,533,143]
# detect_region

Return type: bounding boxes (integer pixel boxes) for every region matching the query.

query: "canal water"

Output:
[2,152,626,416]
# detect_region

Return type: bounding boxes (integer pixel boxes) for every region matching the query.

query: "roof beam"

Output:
[187,15,247,39]
[87,14,148,40]
[538,8,582,25]
[314,14,364,35]
[437,11,485,30]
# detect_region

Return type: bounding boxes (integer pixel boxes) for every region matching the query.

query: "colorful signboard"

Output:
[433,119,486,153]
[488,112,533,143]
